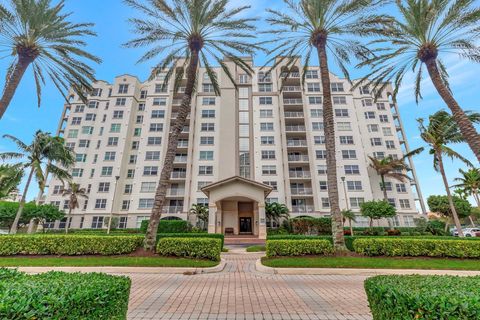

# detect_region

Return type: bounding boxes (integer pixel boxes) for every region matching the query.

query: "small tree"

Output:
[189,204,209,231]
[0,201,64,230]
[427,195,472,231]
[265,202,290,226]
[342,209,356,236]
[360,200,396,227]
[61,182,88,234]
[0,164,23,199]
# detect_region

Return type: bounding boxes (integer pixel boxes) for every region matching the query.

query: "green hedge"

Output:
[0,268,131,319]
[365,275,480,319]
[266,240,333,257]
[290,217,332,235]
[156,237,221,261]
[0,235,143,256]
[354,238,480,258]
[156,233,224,248]
[140,220,190,233]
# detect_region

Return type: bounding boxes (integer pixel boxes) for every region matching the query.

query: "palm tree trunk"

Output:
[349,219,353,236]
[468,215,475,227]
[369,218,373,227]
[10,166,34,234]
[437,151,464,237]
[381,175,388,201]
[27,187,46,234]
[425,59,480,162]
[144,51,200,251]
[0,57,33,119]
[315,37,346,252]
[65,207,72,234]
[473,190,480,207]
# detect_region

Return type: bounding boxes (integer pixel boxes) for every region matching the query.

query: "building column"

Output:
[208,203,217,234]
[258,202,267,240]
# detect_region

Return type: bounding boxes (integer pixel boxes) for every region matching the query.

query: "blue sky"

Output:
[0,0,479,209]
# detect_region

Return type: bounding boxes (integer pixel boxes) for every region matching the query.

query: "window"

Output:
[345,165,360,175]
[364,111,376,119]
[75,154,86,162]
[347,181,363,191]
[317,165,327,174]
[239,74,249,84]
[199,151,214,160]
[82,126,94,134]
[261,150,276,160]
[307,83,321,92]
[67,129,78,138]
[118,84,129,94]
[201,110,215,118]
[110,124,121,133]
[104,152,116,161]
[88,101,99,109]
[310,109,323,117]
[143,166,158,176]
[259,97,273,105]
[101,166,113,176]
[314,136,325,144]
[260,109,273,118]
[78,140,90,148]
[199,166,213,175]
[154,84,167,93]
[72,168,84,177]
[386,140,396,149]
[107,137,118,146]
[202,84,215,92]
[133,128,142,136]
[129,155,137,164]
[337,122,352,131]
[260,123,274,131]
[153,97,167,106]
[124,184,133,194]
[258,84,272,92]
[151,110,165,118]
[368,124,379,132]
[388,198,396,207]
[200,137,214,145]
[396,183,407,193]
[371,138,383,146]
[141,182,156,193]
[335,109,349,117]
[350,197,365,208]
[121,200,131,210]
[373,151,385,159]
[342,150,357,159]
[140,90,147,99]
[127,169,135,178]
[359,86,370,95]
[331,82,344,92]
[305,70,318,78]
[147,137,161,145]
[202,97,216,105]
[321,197,330,208]
[382,127,393,136]
[115,98,126,106]
[319,181,328,191]
[197,181,210,191]
[309,96,322,104]
[339,136,354,145]
[145,151,160,161]
[377,103,386,110]
[200,123,214,132]
[262,165,276,175]
[66,142,75,150]
[118,217,128,228]
[379,115,389,123]
[139,199,154,209]
[74,105,85,113]
[52,185,63,195]
[85,113,96,121]
[149,123,163,132]
[261,136,274,145]
[112,110,124,119]
[132,141,139,150]
[71,117,82,125]
[138,103,145,111]
[95,199,107,209]
[404,215,415,226]
[316,150,327,159]
[98,182,110,193]
[312,122,324,131]
[361,99,373,107]
[333,96,347,104]
[91,216,104,228]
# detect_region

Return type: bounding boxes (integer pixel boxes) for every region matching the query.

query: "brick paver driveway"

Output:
[127,251,372,320]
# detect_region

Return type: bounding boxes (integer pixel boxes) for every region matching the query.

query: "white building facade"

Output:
[44,57,425,234]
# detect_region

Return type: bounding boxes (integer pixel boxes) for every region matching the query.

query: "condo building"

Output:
[44,57,425,237]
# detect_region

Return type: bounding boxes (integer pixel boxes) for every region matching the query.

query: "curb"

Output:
[255,259,480,276]
[16,258,226,275]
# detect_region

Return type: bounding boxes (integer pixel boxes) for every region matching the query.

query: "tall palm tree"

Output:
[357,0,480,162]
[266,202,290,226]
[452,168,480,206]
[0,164,23,199]
[263,0,386,251]
[341,209,356,236]
[124,0,259,251]
[0,131,74,233]
[62,182,87,234]
[0,0,101,119]
[418,111,478,237]
[369,149,424,201]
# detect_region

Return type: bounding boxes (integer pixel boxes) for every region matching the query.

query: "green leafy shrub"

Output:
[365,275,480,320]
[266,239,333,257]
[157,237,221,261]
[361,227,386,236]
[0,235,143,256]
[354,238,480,258]
[289,217,331,235]
[156,233,224,248]
[0,268,131,319]
[0,201,64,229]
[140,220,190,233]
[426,220,447,236]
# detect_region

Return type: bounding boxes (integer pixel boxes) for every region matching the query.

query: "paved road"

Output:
[127,251,372,320]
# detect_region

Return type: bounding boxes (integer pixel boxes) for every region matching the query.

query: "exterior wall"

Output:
[44,59,425,230]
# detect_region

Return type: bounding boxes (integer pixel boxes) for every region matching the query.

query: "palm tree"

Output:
[266,202,290,226]
[357,0,480,161]
[417,111,478,237]
[0,164,23,199]
[61,182,87,234]
[341,209,356,236]
[189,204,209,230]
[369,149,424,201]
[263,0,386,251]
[452,168,480,207]
[124,0,259,251]
[0,131,74,233]
[0,0,101,119]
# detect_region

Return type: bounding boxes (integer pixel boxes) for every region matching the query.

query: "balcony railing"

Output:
[177,141,189,148]
[172,99,182,106]
[291,188,313,195]
[285,125,306,132]
[289,171,311,178]
[280,72,300,78]
[161,206,184,214]
[284,112,304,118]
[167,189,185,196]
[288,154,309,162]
[283,98,303,105]
[291,205,315,213]
[286,140,307,147]
[174,156,188,163]
[170,172,187,179]
[283,86,302,92]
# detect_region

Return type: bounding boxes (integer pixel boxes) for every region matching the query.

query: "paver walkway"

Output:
[127,251,372,320]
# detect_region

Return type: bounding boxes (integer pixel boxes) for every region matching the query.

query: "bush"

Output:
[157,237,221,261]
[361,227,386,236]
[266,239,333,257]
[156,233,224,248]
[387,229,401,236]
[0,235,143,256]
[140,220,190,233]
[290,217,331,235]
[353,238,480,258]
[426,220,447,236]
[0,268,131,319]
[365,275,480,319]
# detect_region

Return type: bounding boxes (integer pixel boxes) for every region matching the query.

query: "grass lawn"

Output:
[0,256,218,268]
[262,256,480,270]
[246,245,266,252]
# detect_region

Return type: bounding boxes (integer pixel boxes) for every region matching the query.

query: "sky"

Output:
[0,0,479,210]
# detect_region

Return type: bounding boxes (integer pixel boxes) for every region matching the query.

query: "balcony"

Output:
[286,140,307,147]
[170,172,187,179]
[174,156,188,163]
[289,171,311,179]
[288,154,309,162]
[283,98,303,105]
[285,125,306,132]
[161,206,184,214]
[172,99,182,106]
[284,112,304,118]
[280,72,300,78]
[177,141,189,148]
[291,188,313,195]
[167,189,185,197]
[291,205,315,213]
[283,86,302,92]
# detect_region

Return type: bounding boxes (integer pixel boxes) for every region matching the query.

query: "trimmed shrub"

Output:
[156,233,224,248]
[140,220,190,233]
[266,240,333,257]
[157,237,221,261]
[354,238,480,258]
[365,275,480,319]
[0,268,131,319]
[268,235,357,251]
[290,217,331,235]
[0,235,143,256]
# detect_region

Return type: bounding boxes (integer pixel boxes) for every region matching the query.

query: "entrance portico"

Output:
[201,176,273,240]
